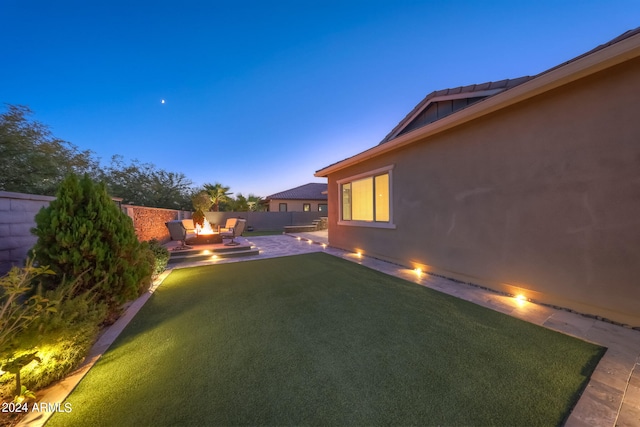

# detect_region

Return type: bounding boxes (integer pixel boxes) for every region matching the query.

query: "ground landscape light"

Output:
[515,294,528,307]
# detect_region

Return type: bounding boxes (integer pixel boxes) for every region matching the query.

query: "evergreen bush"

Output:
[0,267,107,399]
[31,174,153,314]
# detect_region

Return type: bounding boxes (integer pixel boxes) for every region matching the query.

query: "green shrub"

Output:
[0,261,56,360]
[0,263,106,400]
[147,239,170,277]
[0,288,105,398]
[30,174,153,315]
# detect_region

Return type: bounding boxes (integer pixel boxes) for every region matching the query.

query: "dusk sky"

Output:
[2,1,639,198]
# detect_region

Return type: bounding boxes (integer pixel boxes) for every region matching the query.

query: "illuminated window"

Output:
[375,174,389,222]
[338,165,393,227]
[303,203,311,212]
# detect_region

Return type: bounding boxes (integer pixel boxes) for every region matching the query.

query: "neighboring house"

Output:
[264,182,328,213]
[315,28,640,327]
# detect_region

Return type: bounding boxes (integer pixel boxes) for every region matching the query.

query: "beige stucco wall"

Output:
[327,57,640,326]
[268,199,327,212]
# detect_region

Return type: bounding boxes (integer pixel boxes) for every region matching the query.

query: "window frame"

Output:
[303,203,311,212]
[337,165,395,229]
[279,203,287,212]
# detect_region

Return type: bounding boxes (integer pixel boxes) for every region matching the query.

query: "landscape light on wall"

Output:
[414,268,422,276]
[322,243,327,249]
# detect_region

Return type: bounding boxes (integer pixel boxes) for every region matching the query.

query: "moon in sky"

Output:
[161,99,165,104]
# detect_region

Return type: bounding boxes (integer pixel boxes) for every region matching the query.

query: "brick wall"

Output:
[123,205,190,243]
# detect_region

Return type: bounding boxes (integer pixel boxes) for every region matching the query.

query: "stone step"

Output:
[168,245,259,265]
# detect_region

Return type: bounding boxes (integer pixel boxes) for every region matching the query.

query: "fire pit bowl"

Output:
[186,233,223,245]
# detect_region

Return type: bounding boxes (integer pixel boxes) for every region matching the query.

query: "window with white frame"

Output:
[338,165,394,228]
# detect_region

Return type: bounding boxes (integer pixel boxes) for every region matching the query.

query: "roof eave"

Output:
[315,32,640,178]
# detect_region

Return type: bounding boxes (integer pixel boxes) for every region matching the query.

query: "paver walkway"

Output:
[21,232,640,427]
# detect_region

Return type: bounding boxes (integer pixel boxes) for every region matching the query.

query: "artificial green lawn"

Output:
[48,252,604,426]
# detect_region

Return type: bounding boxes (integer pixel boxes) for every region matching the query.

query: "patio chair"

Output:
[220,218,246,246]
[219,218,238,233]
[165,220,193,250]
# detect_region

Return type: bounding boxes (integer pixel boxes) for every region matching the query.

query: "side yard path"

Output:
[19,233,640,426]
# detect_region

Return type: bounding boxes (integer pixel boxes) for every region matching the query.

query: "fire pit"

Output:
[186,218,223,245]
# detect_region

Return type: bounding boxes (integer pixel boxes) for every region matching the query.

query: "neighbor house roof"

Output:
[316,27,640,177]
[265,183,328,201]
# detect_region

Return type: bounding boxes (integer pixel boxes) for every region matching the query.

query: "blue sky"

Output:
[2,1,639,198]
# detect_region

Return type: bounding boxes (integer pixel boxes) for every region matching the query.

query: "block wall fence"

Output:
[0,191,191,275]
[1,190,327,274]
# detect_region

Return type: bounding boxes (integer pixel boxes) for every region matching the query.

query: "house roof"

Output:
[316,27,640,178]
[265,183,328,201]
[378,76,534,144]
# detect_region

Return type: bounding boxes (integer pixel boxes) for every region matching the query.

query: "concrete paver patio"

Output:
[20,232,640,426]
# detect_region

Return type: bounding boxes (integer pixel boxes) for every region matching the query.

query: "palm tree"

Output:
[203,182,232,212]
[247,194,264,211]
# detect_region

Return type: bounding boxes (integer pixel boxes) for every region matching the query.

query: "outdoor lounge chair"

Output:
[220,218,246,246]
[219,218,238,233]
[165,220,193,250]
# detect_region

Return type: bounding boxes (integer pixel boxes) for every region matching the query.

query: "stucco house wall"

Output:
[324,55,640,326]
